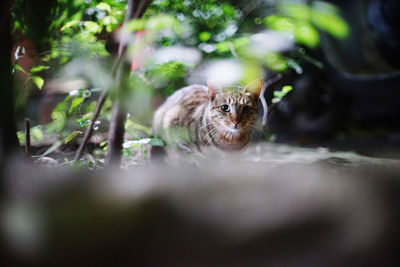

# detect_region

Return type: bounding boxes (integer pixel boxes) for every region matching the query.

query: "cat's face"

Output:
[210,90,258,133]
[205,79,262,149]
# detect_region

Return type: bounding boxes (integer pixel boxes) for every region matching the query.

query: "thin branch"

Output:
[260,73,284,127]
[73,57,123,161]
[73,90,107,161]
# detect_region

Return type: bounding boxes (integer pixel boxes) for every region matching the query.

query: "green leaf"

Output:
[61,20,80,31]
[30,65,50,73]
[31,76,44,90]
[64,131,80,144]
[294,22,319,48]
[282,85,293,93]
[279,2,312,21]
[216,41,230,52]
[264,15,295,33]
[69,97,84,113]
[233,37,250,49]
[159,0,170,7]
[35,140,63,158]
[17,131,25,143]
[13,64,26,73]
[96,3,111,13]
[100,141,108,147]
[271,97,281,104]
[311,3,349,39]
[199,31,211,42]
[31,126,44,142]
[126,19,146,31]
[272,85,293,104]
[263,52,288,71]
[103,15,118,26]
[83,21,101,33]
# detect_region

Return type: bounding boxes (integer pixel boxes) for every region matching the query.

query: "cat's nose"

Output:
[232,120,239,128]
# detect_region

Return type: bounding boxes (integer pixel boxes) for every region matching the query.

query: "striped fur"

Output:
[153,79,262,152]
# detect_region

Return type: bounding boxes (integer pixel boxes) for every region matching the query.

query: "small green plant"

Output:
[272,85,293,103]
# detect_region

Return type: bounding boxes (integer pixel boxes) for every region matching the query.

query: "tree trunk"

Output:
[0,0,20,163]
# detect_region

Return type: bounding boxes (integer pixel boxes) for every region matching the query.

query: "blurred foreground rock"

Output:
[1,144,400,266]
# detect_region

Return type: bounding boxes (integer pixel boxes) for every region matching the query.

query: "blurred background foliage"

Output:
[10,0,350,167]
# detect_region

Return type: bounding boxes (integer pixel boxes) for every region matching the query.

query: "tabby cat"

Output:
[152,79,263,152]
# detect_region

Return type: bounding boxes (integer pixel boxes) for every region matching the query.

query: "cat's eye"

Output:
[242,106,251,113]
[220,104,230,112]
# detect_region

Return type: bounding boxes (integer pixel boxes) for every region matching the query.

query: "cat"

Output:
[152,79,263,153]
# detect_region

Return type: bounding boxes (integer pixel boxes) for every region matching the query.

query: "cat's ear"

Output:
[244,78,263,98]
[207,80,217,101]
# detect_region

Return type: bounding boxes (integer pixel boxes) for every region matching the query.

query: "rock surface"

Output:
[2,144,400,266]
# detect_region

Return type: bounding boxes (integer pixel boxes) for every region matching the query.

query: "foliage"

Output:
[266,1,349,48]
[144,0,241,54]
[11,0,349,167]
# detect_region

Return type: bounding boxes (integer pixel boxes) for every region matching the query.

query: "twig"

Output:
[260,73,284,127]
[73,90,107,161]
[25,118,31,156]
[73,58,121,162]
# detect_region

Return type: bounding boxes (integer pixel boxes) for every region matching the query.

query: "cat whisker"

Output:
[199,123,217,130]
[205,126,225,145]
[207,131,220,145]
[205,126,222,137]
